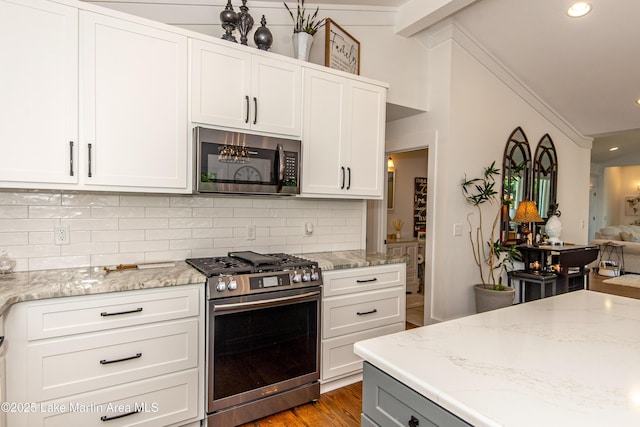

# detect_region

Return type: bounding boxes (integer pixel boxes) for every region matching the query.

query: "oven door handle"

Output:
[213,290,320,312]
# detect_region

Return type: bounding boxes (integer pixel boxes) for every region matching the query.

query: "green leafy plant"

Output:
[283,0,325,35]
[461,161,521,289]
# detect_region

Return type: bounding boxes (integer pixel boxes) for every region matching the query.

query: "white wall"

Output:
[599,165,640,226]
[0,191,365,272]
[387,23,592,321]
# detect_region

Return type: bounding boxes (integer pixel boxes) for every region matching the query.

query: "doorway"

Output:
[369,149,428,326]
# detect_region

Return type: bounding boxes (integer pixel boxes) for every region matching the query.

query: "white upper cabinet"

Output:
[301,68,386,199]
[80,11,188,192]
[191,39,302,137]
[0,1,188,193]
[0,0,78,187]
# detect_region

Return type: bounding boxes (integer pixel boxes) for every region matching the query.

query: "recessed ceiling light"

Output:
[609,147,619,152]
[567,2,592,18]
[636,98,640,105]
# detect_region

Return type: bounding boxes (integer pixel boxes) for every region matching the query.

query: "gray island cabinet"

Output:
[361,362,471,427]
[355,290,640,427]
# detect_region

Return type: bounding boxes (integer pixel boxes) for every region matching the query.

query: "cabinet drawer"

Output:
[362,362,472,427]
[321,323,403,382]
[27,286,200,340]
[322,288,405,339]
[27,318,198,402]
[21,369,198,427]
[322,264,405,298]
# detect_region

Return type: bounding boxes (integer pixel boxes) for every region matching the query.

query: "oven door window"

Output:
[212,298,318,401]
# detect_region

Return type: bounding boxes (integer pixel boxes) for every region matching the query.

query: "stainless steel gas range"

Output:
[186,251,322,426]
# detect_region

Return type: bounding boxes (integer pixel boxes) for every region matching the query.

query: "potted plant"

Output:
[283,0,325,61]
[461,161,522,312]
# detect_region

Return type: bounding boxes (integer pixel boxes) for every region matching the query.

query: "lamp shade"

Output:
[512,200,544,223]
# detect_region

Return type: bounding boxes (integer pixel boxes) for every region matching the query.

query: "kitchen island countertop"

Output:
[354,290,640,427]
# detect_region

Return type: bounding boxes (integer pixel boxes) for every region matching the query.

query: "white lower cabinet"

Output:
[320,264,405,392]
[4,285,204,427]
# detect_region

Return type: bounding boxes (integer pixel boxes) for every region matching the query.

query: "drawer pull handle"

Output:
[100,352,142,365]
[356,278,378,283]
[100,408,141,422]
[357,308,378,316]
[100,307,143,317]
[0,336,4,348]
[409,415,419,427]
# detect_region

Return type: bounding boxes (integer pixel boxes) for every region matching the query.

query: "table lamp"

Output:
[512,200,544,245]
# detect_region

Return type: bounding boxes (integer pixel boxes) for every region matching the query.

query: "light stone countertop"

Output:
[0,250,405,316]
[301,249,408,271]
[354,290,640,427]
[0,262,206,316]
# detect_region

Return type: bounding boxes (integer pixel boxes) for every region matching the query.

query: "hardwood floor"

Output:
[589,270,640,299]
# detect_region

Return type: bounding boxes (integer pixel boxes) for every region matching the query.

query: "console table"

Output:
[517,244,599,294]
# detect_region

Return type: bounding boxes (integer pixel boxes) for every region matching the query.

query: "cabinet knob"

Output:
[409,415,419,427]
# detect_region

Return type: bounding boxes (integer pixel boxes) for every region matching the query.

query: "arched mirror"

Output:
[533,134,558,219]
[501,127,532,242]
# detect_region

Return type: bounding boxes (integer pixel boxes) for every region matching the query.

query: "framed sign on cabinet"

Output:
[324,18,360,75]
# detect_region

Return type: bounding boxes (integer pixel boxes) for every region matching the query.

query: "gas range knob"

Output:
[292,272,302,283]
[228,279,238,291]
[310,271,319,281]
[302,271,311,282]
[216,278,226,292]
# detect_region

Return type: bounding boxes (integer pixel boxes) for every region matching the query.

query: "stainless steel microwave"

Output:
[194,127,300,195]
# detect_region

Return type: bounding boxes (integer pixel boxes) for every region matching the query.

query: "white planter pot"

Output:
[473,284,515,313]
[292,32,314,61]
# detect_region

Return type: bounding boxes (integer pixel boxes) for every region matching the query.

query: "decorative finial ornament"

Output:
[254,15,273,50]
[220,0,238,42]
[237,0,254,46]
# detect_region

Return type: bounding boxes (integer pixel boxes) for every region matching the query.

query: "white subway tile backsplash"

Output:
[0,192,61,205]
[91,206,145,219]
[0,232,29,245]
[29,206,91,219]
[120,240,169,253]
[0,191,365,271]
[169,217,213,229]
[145,207,192,218]
[29,255,90,271]
[0,206,28,218]
[92,230,146,242]
[120,195,171,207]
[62,193,120,207]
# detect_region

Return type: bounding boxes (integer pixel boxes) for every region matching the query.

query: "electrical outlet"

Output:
[453,223,463,236]
[54,225,70,245]
[305,222,313,236]
[247,224,256,240]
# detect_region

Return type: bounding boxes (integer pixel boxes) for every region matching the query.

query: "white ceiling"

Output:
[449,0,640,164]
[227,0,640,163]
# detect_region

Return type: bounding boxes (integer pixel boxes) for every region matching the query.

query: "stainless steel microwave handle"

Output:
[276,143,285,192]
[213,290,320,312]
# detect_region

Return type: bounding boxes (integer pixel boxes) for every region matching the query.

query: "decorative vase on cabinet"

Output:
[292,32,313,61]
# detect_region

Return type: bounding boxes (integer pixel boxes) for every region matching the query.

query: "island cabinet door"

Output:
[362,362,472,427]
